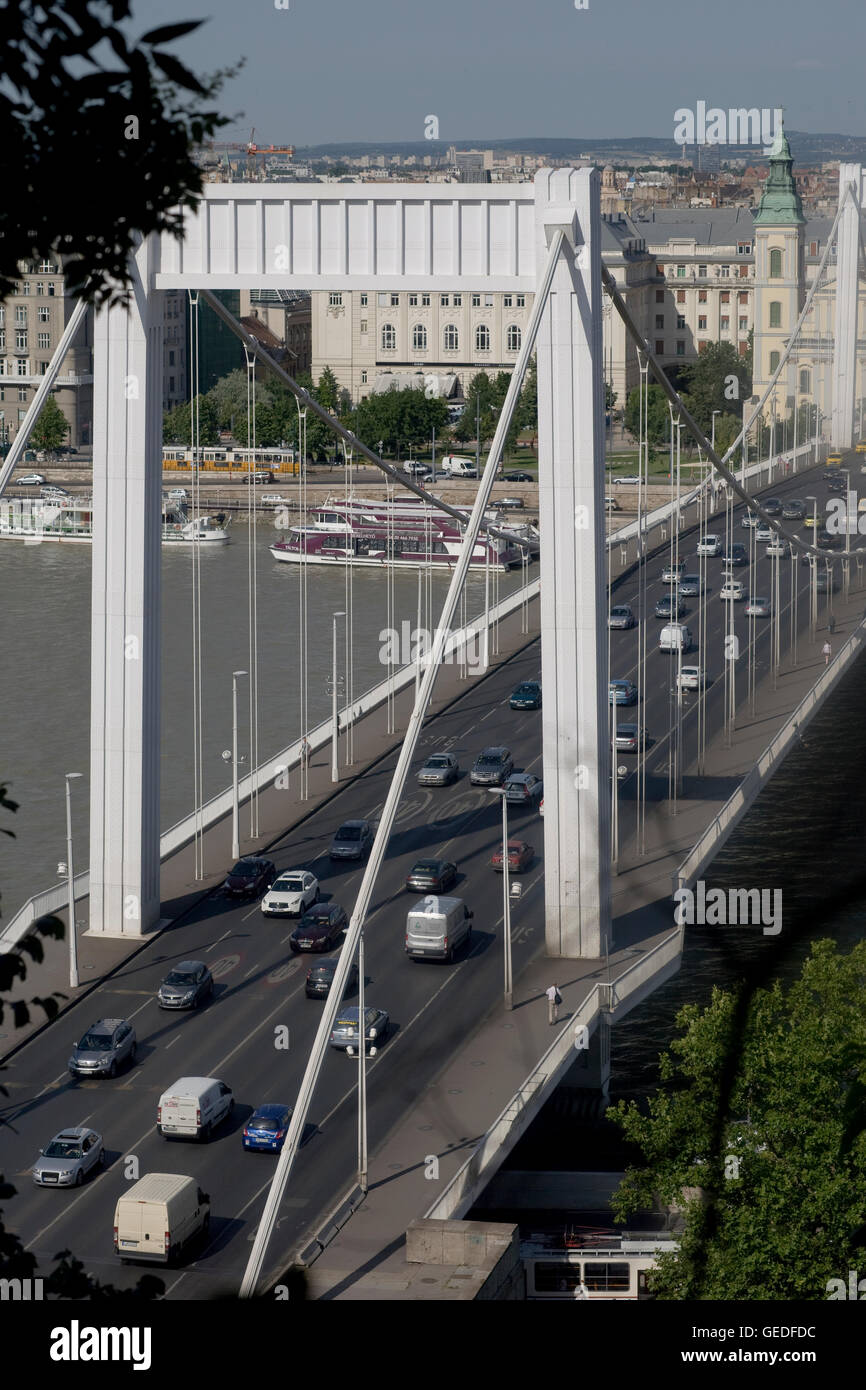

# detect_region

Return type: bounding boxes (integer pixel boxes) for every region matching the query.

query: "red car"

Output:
[491,840,534,873]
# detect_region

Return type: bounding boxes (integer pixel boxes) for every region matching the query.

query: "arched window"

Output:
[799,368,811,395]
[769,248,782,278]
[443,324,459,351]
[769,350,780,373]
[506,324,522,352]
[475,324,490,351]
[381,324,396,350]
[412,323,427,351]
[769,301,782,328]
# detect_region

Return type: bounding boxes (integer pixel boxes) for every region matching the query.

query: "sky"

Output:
[125,0,864,147]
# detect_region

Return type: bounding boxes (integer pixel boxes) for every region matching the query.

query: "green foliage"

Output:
[163,395,219,446]
[625,383,673,446]
[609,941,866,1299]
[29,395,70,454]
[517,356,538,432]
[0,3,240,305]
[679,341,752,438]
[354,388,447,456]
[316,366,340,414]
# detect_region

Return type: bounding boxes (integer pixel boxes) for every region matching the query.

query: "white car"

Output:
[677,665,706,691]
[167,487,187,500]
[261,870,319,918]
[720,580,745,601]
[755,525,774,542]
[17,472,46,485]
[696,534,722,556]
[766,539,791,558]
[261,494,289,506]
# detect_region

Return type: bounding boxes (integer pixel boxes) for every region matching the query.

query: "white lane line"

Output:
[36,1072,68,1098]
[481,708,495,720]
[126,998,154,1022]
[242,903,263,922]
[461,724,476,737]
[165,1035,181,1049]
[244,965,258,979]
[162,1272,188,1297]
[206,930,231,953]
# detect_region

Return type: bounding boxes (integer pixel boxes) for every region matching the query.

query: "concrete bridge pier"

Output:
[535,168,611,961]
[88,236,163,936]
[549,1015,611,1120]
[832,163,863,450]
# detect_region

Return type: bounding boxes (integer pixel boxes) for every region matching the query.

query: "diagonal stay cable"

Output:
[237,228,567,1297]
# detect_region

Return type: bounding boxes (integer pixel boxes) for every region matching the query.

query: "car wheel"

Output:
[314,888,320,903]
[75,1169,84,1186]
[201,1122,212,1142]
[98,1147,106,1167]
[129,1042,137,1064]
[108,1059,117,1079]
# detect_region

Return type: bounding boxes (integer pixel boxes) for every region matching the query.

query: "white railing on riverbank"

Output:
[1,577,540,954]
[424,925,684,1222]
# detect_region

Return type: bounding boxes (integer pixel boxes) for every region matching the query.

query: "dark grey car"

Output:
[157,960,214,1010]
[329,819,375,861]
[417,752,459,786]
[470,746,514,786]
[68,1018,137,1078]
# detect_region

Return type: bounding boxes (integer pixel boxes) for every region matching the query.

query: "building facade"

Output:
[0,258,93,448]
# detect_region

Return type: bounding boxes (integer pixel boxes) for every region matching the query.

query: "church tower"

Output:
[752,123,806,421]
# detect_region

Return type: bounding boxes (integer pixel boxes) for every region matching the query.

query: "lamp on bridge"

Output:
[487,785,513,1011]
[64,772,83,989]
[229,671,248,860]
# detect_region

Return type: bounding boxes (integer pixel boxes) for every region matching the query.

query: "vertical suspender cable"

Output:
[297,403,309,796]
[188,292,204,879]
[245,347,260,837]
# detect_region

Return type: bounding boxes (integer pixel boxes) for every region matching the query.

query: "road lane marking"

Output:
[206,930,232,953]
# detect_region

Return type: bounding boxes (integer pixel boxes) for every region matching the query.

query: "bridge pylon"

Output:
[832,164,864,451]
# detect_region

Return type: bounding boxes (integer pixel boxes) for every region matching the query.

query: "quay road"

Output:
[1,455,861,1299]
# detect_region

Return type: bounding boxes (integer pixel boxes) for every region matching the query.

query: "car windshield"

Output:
[612,608,630,616]
[164,969,197,986]
[274,877,304,892]
[299,910,328,928]
[76,1033,112,1051]
[411,861,441,873]
[335,825,362,840]
[426,757,449,768]
[44,1140,82,1158]
[230,861,257,877]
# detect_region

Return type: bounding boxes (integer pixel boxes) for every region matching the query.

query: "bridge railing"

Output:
[424,925,684,1222]
[0,577,540,955]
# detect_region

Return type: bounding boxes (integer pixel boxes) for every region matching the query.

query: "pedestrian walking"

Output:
[828,614,836,635]
[822,640,832,666]
[546,983,562,1025]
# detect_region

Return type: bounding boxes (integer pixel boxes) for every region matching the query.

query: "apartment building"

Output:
[0,258,92,448]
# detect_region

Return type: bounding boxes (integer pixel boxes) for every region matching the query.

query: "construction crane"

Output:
[203,128,295,180]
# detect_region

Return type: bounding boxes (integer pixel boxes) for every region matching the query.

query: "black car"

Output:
[815,569,839,593]
[815,530,843,551]
[157,960,214,1010]
[761,497,783,516]
[721,544,747,566]
[470,746,514,786]
[501,471,534,483]
[305,953,359,999]
[509,681,542,710]
[405,859,458,893]
[782,500,806,520]
[289,903,349,953]
[826,476,847,494]
[224,856,277,897]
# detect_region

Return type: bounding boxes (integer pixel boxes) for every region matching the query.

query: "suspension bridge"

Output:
[1,153,865,1298]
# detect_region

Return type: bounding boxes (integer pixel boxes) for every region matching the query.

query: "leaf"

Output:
[150,51,207,95]
[139,21,201,45]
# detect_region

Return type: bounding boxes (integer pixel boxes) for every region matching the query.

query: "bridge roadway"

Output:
[1,455,862,1299]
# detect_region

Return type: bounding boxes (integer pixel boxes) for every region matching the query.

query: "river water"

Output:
[0,524,526,923]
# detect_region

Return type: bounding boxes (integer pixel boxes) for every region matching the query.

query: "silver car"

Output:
[503,772,543,806]
[609,604,635,630]
[329,1006,390,1055]
[33,1128,104,1187]
[745,596,771,617]
[417,752,459,786]
[68,1017,137,1078]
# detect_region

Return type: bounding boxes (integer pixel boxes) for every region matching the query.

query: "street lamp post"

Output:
[489,787,512,1010]
[64,773,83,988]
[231,670,247,860]
[332,612,346,782]
[711,410,720,455]
[806,498,818,639]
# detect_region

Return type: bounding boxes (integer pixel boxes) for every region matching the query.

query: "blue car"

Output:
[242,1104,293,1152]
[609,680,638,706]
[509,681,542,710]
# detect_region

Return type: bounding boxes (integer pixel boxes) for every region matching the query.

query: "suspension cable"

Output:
[188,291,204,879]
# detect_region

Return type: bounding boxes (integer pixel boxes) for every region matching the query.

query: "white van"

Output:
[113,1173,210,1265]
[157,1076,233,1141]
[405,894,473,962]
[440,455,478,479]
[659,623,693,653]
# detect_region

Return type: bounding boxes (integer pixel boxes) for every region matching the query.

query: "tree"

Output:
[679,341,752,439]
[609,941,866,1299]
[354,388,447,457]
[316,366,340,414]
[162,395,219,446]
[0,780,163,1297]
[29,395,69,455]
[624,383,672,447]
[1,4,240,305]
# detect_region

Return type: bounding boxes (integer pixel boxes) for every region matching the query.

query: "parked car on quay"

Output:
[68,1018,136,1079]
[501,471,534,483]
[260,870,319,918]
[329,819,375,861]
[157,960,214,1010]
[33,1128,104,1187]
[470,746,514,786]
[17,472,45,485]
[224,856,277,898]
[289,902,348,953]
[417,752,459,786]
